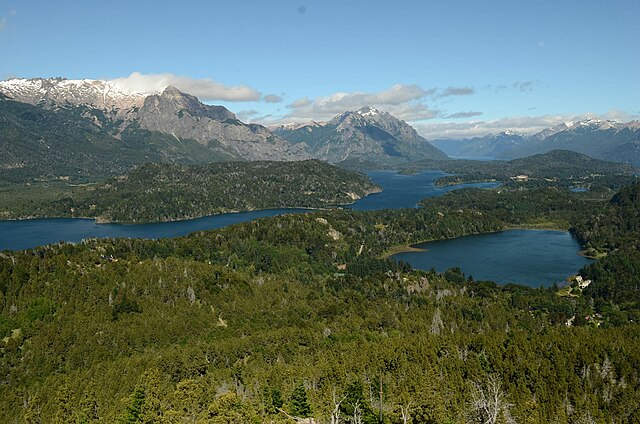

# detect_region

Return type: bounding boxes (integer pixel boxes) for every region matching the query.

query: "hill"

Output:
[0,160,380,222]
[402,150,638,189]
[1,182,640,422]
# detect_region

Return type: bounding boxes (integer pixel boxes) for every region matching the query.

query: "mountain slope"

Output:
[136,87,306,161]
[503,119,640,162]
[0,96,239,182]
[274,106,448,164]
[432,119,640,163]
[431,131,526,158]
[0,78,308,174]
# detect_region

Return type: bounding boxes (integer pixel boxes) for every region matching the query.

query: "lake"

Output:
[0,170,498,251]
[347,170,499,211]
[392,229,593,287]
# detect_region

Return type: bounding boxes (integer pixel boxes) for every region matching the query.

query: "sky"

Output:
[0,0,638,138]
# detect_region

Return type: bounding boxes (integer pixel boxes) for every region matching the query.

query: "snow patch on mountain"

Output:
[0,77,153,113]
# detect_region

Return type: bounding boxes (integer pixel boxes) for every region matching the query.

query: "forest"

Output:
[0,160,379,223]
[1,178,640,422]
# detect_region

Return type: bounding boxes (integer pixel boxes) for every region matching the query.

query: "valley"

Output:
[1,76,640,423]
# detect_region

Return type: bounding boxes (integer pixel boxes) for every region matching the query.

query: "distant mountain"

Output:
[504,119,640,163]
[273,106,448,164]
[431,119,640,164]
[0,78,307,181]
[431,130,526,158]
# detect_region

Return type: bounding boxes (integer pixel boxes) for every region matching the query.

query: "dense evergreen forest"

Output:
[341,150,638,190]
[1,177,640,422]
[0,160,379,223]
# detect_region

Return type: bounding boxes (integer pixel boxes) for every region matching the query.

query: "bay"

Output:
[392,229,593,287]
[0,170,498,251]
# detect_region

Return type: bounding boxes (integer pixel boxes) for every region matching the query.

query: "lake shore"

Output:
[382,224,576,260]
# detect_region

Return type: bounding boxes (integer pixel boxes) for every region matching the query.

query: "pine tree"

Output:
[122,385,145,424]
[290,382,311,418]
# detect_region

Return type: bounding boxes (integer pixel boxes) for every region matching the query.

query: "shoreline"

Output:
[382,225,577,259]
[0,191,382,225]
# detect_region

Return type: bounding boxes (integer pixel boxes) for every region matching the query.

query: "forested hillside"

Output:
[0,160,380,223]
[1,183,640,422]
[0,97,238,183]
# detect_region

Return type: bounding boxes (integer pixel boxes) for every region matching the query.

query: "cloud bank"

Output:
[109,72,261,102]
[281,84,464,122]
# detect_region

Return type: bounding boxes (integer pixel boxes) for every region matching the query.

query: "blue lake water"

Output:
[0,170,498,251]
[392,229,593,287]
[347,170,499,211]
[0,209,310,251]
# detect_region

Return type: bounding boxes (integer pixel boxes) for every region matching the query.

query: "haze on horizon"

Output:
[0,0,638,139]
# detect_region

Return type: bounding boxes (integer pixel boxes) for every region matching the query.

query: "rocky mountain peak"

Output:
[141,86,236,121]
[162,85,182,95]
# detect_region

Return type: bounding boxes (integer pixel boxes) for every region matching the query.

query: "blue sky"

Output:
[0,0,638,138]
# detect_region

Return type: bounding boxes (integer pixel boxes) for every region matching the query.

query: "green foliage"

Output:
[408,149,637,189]
[340,380,378,423]
[0,160,379,222]
[0,97,240,184]
[122,385,145,423]
[0,178,640,422]
[111,294,142,321]
[25,297,57,322]
[290,381,312,418]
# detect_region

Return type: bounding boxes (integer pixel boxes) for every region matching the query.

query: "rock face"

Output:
[136,87,306,160]
[0,78,307,162]
[273,106,449,164]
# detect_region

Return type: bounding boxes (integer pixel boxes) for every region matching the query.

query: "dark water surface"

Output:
[347,170,499,211]
[0,170,497,250]
[0,209,311,251]
[392,229,593,287]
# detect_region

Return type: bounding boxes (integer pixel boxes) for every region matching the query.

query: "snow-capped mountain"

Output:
[431,118,640,164]
[0,77,307,163]
[0,78,149,118]
[268,121,327,132]
[274,106,448,164]
[0,77,311,181]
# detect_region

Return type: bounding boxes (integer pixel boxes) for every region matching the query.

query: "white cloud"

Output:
[109,72,261,102]
[413,110,640,139]
[0,17,7,31]
[444,111,483,119]
[283,84,439,122]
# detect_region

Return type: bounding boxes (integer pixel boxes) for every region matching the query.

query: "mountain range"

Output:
[0,78,448,181]
[0,78,305,165]
[432,119,640,164]
[2,77,639,183]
